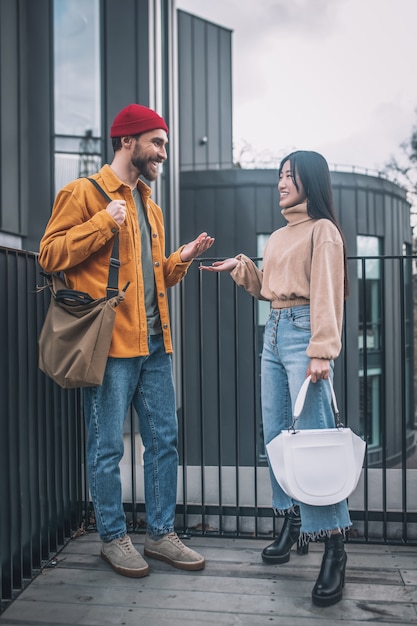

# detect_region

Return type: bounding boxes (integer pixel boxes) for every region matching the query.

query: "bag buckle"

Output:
[106,281,130,300]
[335,410,344,429]
[288,418,298,435]
[106,287,119,300]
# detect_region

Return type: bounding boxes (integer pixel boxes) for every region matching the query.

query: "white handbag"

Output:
[266,376,366,506]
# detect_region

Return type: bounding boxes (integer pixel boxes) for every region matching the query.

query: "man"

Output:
[39,104,214,577]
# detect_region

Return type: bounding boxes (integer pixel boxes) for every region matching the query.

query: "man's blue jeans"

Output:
[261,306,352,538]
[83,334,178,542]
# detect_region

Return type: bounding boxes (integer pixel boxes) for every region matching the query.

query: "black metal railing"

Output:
[168,255,417,543]
[1,247,416,611]
[0,247,85,613]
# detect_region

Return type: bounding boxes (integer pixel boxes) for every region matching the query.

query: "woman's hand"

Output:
[199,258,238,272]
[307,358,330,383]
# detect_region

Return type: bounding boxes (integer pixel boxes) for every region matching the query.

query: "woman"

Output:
[200,150,351,607]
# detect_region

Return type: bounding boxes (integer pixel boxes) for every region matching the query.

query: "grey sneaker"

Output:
[144,532,205,571]
[101,534,149,578]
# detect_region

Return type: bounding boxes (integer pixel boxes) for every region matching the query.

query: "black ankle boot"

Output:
[312,533,347,607]
[262,506,309,564]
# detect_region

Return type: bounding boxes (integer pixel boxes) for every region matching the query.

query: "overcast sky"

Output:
[175,0,417,173]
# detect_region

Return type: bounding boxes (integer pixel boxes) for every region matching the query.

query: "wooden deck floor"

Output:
[1,533,416,625]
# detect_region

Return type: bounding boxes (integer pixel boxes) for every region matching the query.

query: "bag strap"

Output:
[84,177,120,300]
[292,375,343,429]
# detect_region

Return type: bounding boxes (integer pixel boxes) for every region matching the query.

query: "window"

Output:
[53,0,102,192]
[357,235,382,351]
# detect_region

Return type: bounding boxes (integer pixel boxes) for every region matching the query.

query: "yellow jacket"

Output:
[39,164,192,357]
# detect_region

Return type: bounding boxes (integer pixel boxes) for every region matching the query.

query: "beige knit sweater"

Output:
[230,202,344,360]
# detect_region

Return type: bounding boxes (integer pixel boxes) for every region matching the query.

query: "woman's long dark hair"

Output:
[278,150,349,298]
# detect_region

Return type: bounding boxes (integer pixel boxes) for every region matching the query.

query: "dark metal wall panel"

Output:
[103,0,150,163]
[0,0,20,234]
[198,187,217,240]
[374,192,385,238]
[218,27,233,168]
[0,0,54,250]
[235,184,258,255]
[341,187,359,255]
[192,18,209,170]
[357,189,368,233]
[392,197,400,253]
[24,0,54,251]
[206,24,220,167]
[367,192,377,235]
[178,12,193,169]
[178,10,233,171]
[180,167,411,253]
[181,169,283,258]
[254,184,281,235]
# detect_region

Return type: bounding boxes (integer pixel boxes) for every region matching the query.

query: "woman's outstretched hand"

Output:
[199,258,238,272]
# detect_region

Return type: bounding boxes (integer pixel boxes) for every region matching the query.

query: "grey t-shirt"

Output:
[132,187,161,335]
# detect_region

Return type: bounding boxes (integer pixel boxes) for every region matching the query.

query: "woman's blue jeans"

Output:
[261,306,351,538]
[83,334,178,542]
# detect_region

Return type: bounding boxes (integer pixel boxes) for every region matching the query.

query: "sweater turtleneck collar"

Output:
[281,201,311,226]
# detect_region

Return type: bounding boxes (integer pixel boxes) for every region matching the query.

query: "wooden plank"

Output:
[11,567,417,604]
[62,533,417,569]
[2,591,417,626]
[54,548,407,587]
[3,600,415,626]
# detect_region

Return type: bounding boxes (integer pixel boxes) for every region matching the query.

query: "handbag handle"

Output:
[291,375,343,431]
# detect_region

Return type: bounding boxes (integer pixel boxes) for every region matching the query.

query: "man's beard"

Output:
[131,154,159,182]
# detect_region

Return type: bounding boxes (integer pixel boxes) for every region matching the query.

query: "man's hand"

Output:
[180,232,215,262]
[199,258,238,272]
[106,200,127,225]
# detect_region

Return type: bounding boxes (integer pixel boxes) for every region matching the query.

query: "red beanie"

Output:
[110,104,168,138]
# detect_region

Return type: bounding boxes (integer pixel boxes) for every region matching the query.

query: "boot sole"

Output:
[312,589,343,607]
[262,551,291,564]
[262,542,309,565]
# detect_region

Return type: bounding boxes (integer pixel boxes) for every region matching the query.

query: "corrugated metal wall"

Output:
[178,10,233,171]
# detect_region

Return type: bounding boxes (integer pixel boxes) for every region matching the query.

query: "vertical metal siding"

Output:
[178,10,233,171]
[0,0,21,234]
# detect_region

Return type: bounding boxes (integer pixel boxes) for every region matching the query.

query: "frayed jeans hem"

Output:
[299,526,351,545]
